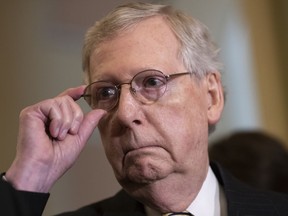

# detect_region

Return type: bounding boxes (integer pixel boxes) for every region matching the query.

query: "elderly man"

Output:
[1,2,288,216]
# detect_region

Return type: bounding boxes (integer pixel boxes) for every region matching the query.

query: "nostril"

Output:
[133,119,141,125]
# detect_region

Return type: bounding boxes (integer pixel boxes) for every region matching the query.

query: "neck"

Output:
[124,162,209,213]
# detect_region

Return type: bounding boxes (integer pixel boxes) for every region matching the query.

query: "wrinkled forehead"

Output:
[86,17,183,83]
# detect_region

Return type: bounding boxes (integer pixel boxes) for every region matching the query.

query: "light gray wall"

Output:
[164,0,262,141]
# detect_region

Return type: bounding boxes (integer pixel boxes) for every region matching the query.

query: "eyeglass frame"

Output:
[82,69,192,111]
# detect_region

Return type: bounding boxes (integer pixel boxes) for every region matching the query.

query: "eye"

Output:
[142,75,166,89]
[95,87,117,101]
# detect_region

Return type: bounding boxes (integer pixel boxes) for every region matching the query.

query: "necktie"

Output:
[162,211,194,216]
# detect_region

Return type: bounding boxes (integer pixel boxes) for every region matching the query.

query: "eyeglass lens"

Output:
[83,69,189,111]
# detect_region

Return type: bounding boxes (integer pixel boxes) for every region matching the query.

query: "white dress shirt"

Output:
[145,166,227,216]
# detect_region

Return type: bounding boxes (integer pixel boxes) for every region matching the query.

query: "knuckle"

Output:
[62,118,72,128]
[74,109,84,121]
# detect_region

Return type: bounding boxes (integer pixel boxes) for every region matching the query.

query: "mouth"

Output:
[123,145,164,163]
[125,145,162,154]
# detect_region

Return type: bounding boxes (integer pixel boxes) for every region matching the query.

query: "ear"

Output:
[206,71,224,125]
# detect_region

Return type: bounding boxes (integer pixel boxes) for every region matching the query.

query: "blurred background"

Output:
[1,0,288,215]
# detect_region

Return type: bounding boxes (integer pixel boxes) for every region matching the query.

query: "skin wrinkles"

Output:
[99,76,201,182]
[89,16,220,212]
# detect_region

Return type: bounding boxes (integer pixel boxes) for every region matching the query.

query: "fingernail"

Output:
[70,121,80,134]
[59,128,68,140]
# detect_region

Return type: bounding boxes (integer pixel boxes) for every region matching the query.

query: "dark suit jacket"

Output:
[0,173,49,216]
[1,163,288,216]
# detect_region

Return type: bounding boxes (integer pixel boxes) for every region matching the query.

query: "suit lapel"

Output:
[211,162,288,216]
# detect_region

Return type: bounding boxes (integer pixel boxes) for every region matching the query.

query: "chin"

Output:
[115,148,173,186]
[128,167,162,183]
[121,159,173,185]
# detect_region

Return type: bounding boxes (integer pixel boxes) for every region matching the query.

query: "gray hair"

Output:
[82,2,222,83]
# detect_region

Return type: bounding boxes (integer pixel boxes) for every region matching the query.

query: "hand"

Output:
[5,86,106,192]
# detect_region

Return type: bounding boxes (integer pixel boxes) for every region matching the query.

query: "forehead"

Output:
[89,16,186,81]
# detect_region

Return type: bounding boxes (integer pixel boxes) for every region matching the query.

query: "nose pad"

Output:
[130,87,137,93]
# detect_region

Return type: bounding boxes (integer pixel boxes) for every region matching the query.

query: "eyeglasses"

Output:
[82,69,191,111]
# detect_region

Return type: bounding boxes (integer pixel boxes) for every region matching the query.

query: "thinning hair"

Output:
[82,2,222,83]
[82,2,223,133]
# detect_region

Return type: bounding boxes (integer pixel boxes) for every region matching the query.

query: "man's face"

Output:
[89,17,223,192]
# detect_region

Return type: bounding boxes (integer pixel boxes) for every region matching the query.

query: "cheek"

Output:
[98,122,123,169]
[156,91,208,135]
[160,104,208,148]
[101,139,125,178]
[166,108,208,168]
[154,87,209,156]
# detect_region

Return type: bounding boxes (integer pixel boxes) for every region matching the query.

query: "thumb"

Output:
[78,109,107,144]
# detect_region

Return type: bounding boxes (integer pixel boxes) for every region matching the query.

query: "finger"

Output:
[42,100,62,138]
[53,86,86,139]
[78,109,107,144]
[31,87,87,139]
[57,85,86,101]
[38,97,75,139]
[51,95,85,140]
[69,98,84,135]
[56,97,74,140]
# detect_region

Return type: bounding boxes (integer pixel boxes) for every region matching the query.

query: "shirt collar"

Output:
[186,167,221,216]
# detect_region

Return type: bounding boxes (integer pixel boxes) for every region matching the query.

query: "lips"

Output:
[124,144,162,155]
[119,133,164,161]
[126,145,154,154]
[123,145,165,165]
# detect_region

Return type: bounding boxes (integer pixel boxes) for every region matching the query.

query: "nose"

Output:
[115,85,142,126]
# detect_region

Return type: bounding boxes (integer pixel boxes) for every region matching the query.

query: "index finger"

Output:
[57,85,87,101]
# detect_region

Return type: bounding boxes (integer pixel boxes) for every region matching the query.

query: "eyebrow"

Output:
[90,67,161,83]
